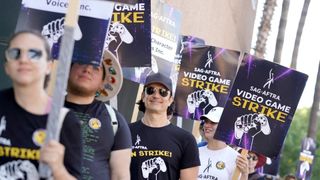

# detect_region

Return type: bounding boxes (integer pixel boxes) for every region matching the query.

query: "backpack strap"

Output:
[57,107,69,139]
[105,104,118,135]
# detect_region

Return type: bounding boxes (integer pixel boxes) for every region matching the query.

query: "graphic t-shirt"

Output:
[130,120,200,180]
[0,88,82,179]
[198,146,239,180]
[65,100,132,180]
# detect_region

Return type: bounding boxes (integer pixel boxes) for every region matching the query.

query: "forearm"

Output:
[239,172,249,180]
[111,170,130,180]
[52,166,76,180]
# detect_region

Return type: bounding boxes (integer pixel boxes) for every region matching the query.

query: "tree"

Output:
[307,61,320,139]
[273,0,290,64]
[280,108,320,179]
[254,0,277,58]
[290,0,311,69]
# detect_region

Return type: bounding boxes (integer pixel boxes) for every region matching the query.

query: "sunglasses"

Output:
[247,154,258,161]
[5,48,43,61]
[145,86,170,97]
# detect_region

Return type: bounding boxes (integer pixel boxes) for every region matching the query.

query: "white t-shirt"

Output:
[198,145,239,180]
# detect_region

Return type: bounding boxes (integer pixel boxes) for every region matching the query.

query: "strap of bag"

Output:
[105,104,118,135]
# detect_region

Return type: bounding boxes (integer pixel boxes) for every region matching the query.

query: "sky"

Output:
[251,0,320,108]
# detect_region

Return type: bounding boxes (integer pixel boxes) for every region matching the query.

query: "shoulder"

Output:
[169,125,195,139]
[62,108,81,127]
[225,146,239,156]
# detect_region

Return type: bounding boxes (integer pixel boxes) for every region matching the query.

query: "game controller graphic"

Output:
[105,22,133,59]
[141,157,167,179]
[186,90,217,118]
[234,113,271,149]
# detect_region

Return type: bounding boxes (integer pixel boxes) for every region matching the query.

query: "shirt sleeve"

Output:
[180,132,201,169]
[60,110,82,179]
[112,110,132,151]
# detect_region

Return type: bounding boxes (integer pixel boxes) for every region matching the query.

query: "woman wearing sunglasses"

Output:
[129,72,200,180]
[0,30,81,179]
[247,151,267,180]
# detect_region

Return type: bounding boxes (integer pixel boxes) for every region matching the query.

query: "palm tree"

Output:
[273,0,290,63]
[254,0,277,58]
[307,61,320,139]
[290,0,311,69]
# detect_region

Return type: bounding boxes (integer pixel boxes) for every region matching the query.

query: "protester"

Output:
[130,72,200,179]
[198,107,249,180]
[246,150,267,180]
[65,50,132,179]
[0,30,81,179]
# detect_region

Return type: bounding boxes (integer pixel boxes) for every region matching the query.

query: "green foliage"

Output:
[279,108,320,179]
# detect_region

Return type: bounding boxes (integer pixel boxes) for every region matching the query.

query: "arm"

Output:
[236,154,249,180]
[180,166,199,180]
[40,140,76,180]
[110,148,132,180]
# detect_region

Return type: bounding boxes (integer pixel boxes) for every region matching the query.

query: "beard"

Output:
[67,79,97,97]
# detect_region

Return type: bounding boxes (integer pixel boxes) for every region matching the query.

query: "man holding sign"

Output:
[65,50,132,180]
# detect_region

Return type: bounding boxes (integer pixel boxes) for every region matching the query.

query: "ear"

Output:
[4,62,9,75]
[46,60,53,75]
[141,91,146,103]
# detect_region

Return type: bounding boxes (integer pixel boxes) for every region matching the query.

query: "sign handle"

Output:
[39,0,80,178]
[232,149,248,180]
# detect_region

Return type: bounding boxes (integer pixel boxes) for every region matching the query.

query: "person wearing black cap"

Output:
[130,72,200,180]
[198,107,249,180]
[65,50,132,180]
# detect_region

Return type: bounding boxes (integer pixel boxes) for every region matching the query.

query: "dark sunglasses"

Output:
[5,48,43,61]
[145,86,170,97]
[247,154,258,161]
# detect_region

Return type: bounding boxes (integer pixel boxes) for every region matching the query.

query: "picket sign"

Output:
[39,0,80,178]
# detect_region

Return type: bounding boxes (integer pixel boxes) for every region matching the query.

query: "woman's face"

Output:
[247,152,259,173]
[5,33,51,88]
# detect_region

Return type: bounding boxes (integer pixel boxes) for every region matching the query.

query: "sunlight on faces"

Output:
[142,83,173,114]
[4,33,51,87]
[68,63,104,97]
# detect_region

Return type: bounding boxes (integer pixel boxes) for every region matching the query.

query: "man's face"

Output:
[142,83,173,114]
[68,63,104,97]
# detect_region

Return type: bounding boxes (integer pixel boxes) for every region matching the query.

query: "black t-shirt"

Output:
[65,100,132,180]
[129,120,200,180]
[0,88,82,179]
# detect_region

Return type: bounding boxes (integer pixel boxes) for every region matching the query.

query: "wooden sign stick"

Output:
[232,148,248,180]
[39,0,80,178]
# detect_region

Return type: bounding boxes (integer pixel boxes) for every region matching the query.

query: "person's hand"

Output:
[235,113,271,139]
[187,90,204,114]
[39,140,65,174]
[236,154,249,176]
